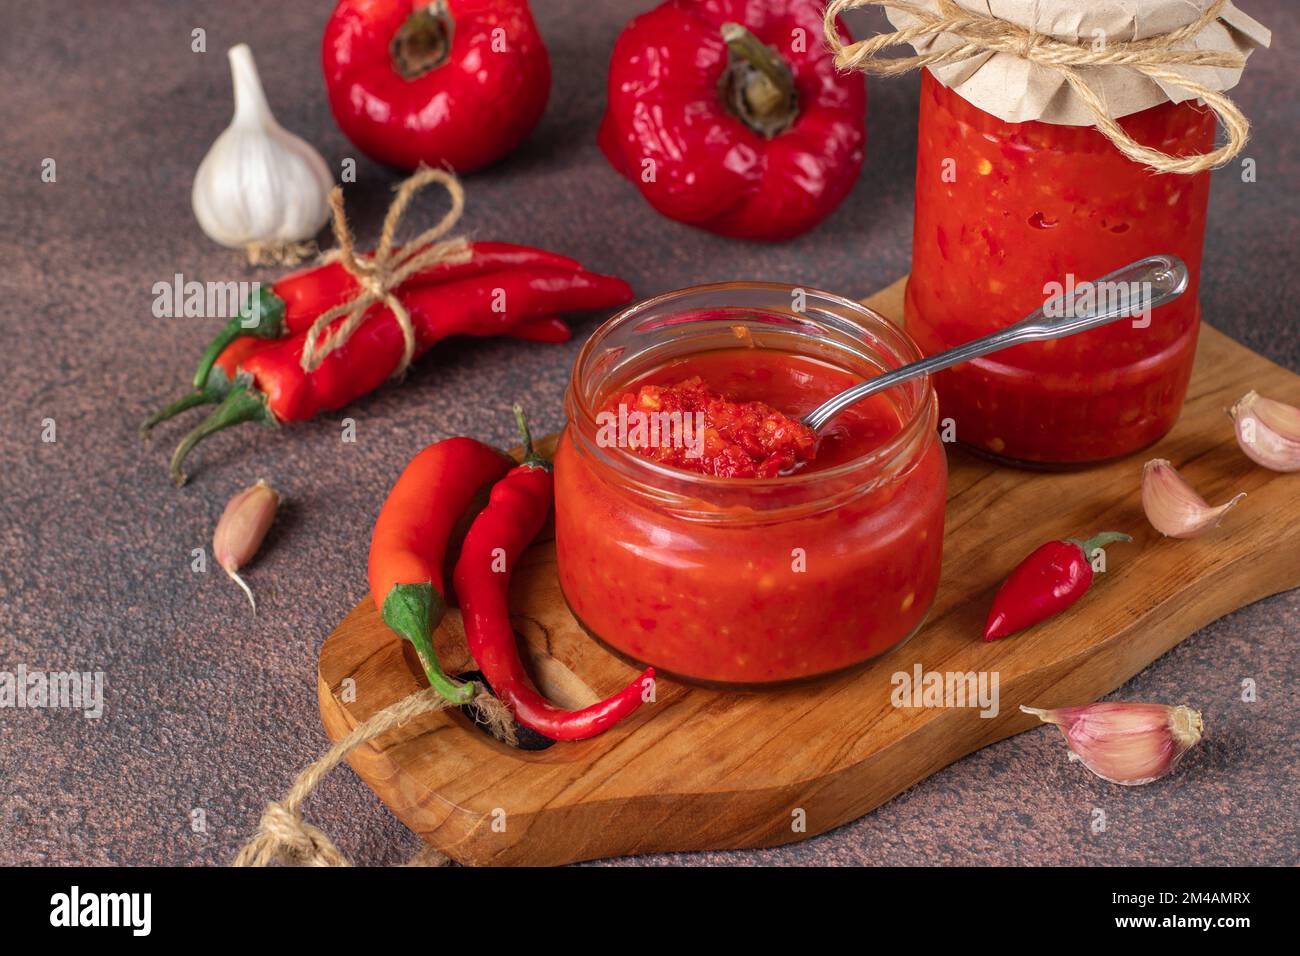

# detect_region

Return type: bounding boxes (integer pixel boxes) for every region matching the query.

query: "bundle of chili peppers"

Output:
[369,405,654,740]
[146,172,633,485]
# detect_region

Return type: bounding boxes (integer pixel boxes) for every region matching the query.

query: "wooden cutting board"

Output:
[318,277,1300,866]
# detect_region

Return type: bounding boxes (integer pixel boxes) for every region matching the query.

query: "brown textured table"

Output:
[1,0,1296,866]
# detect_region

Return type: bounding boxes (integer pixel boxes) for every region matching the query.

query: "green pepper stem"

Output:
[391,0,454,79]
[169,383,272,486]
[512,402,550,470]
[143,366,238,438]
[192,320,245,392]
[414,647,475,704]
[1071,531,1132,556]
[191,287,287,390]
[719,22,798,138]
[381,583,476,705]
[140,390,218,437]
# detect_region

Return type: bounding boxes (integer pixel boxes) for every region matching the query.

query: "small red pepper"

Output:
[166,267,632,483]
[453,406,655,741]
[322,0,551,172]
[984,532,1132,641]
[369,436,514,703]
[599,0,865,240]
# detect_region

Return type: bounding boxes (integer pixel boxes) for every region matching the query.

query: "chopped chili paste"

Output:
[608,376,818,478]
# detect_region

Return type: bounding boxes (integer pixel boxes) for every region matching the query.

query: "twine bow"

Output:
[234,687,516,867]
[299,167,473,376]
[823,0,1251,174]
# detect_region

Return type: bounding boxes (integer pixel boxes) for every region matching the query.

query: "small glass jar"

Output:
[555,283,947,687]
[905,69,1215,466]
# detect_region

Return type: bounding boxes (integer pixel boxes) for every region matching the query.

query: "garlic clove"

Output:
[213,478,280,614]
[1141,458,1244,539]
[192,44,333,253]
[1021,702,1202,786]
[1230,390,1300,472]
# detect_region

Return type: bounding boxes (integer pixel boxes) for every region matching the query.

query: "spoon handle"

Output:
[801,254,1189,432]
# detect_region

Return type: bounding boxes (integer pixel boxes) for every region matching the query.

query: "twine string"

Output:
[299,167,473,375]
[823,0,1250,173]
[233,687,517,868]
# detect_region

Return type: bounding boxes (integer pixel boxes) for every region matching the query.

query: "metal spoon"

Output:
[801,254,1190,433]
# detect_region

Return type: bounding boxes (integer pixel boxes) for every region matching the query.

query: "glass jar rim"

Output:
[564,281,938,503]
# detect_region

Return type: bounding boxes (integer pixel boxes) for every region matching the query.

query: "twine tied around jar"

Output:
[822,0,1251,174]
[233,686,516,867]
[299,166,473,376]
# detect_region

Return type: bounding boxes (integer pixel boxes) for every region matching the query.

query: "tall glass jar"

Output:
[555,283,947,687]
[905,69,1215,466]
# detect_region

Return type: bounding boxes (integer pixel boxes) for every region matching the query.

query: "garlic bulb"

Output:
[192,44,332,256]
[1141,458,1244,539]
[1021,702,1203,786]
[1230,390,1300,472]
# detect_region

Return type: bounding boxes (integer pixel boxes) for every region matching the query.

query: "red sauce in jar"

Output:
[605,377,818,478]
[905,70,1213,465]
[556,347,946,686]
[606,349,907,471]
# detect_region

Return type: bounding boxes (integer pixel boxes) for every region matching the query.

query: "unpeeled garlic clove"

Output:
[1021,702,1202,786]
[1141,458,1244,538]
[1230,390,1300,472]
[213,478,280,614]
[192,44,333,255]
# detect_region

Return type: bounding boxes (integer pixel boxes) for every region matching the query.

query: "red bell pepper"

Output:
[599,0,866,240]
[322,0,551,173]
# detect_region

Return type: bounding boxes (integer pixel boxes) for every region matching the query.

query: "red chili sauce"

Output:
[556,347,946,685]
[602,350,904,477]
[905,70,1212,464]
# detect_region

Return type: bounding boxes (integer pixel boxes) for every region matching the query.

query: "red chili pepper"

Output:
[505,315,572,344]
[189,242,581,393]
[150,311,569,437]
[453,406,655,741]
[323,0,551,172]
[983,532,1132,641]
[599,0,865,240]
[244,268,629,420]
[369,436,514,703]
[167,268,632,483]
